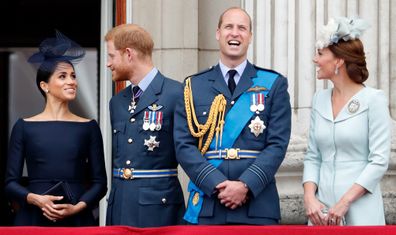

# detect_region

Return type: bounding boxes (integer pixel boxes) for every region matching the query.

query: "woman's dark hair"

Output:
[36,60,74,98]
[328,39,369,84]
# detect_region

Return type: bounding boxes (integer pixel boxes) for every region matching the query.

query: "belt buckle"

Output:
[225,148,240,160]
[122,168,134,180]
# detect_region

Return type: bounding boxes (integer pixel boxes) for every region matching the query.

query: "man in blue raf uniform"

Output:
[174,7,291,224]
[105,24,185,227]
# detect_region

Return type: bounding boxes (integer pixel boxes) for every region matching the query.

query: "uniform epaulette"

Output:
[183,66,215,82]
[253,65,283,77]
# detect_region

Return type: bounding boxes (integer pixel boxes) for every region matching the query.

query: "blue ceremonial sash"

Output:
[184,70,278,224]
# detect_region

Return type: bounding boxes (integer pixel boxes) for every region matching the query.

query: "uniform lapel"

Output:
[131,72,163,117]
[232,62,255,99]
[210,64,232,99]
[121,85,133,113]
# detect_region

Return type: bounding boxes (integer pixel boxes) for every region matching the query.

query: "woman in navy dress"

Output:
[5,31,107,226]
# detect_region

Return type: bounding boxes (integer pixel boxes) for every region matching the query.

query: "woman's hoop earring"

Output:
[335,67,339,75]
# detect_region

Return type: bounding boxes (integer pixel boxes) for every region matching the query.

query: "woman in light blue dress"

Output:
[303,17,391,226]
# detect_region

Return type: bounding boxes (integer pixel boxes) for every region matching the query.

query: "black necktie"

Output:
[132,86,142,103]
[228,69,237,95]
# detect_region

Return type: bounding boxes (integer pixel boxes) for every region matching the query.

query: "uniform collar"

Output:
[218,60,247,85]
[132,67,158,92]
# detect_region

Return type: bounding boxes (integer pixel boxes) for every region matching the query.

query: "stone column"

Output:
[197,0,240,68]
[132,0,199,82]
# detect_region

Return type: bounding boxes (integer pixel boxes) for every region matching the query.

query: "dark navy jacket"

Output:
[106,72,185,227]
[174,62,291,224]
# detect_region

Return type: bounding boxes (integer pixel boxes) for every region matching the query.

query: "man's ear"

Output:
[125,47,135,61]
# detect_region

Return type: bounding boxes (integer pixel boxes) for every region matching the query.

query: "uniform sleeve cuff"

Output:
[198,169,227,196]
[239,164,269,198]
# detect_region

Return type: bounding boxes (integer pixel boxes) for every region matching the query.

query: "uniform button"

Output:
[113,129,117,134]
[231,100,235,105]
[203,111,207,115]
[128,138,133,144]
[161,198,167,204]
[126,160,131,165]
[130,118,135,123]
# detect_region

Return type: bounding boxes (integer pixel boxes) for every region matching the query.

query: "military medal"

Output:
[347,99,360,114]
[142,111,150,130]
[257,93,265,112]
[149,123,156,131]
[250,93,258,112]
[146,104,164,131]
[149,111,157,131]
[128,101,137,114]
[144,135,160,151]
[248,116,266,137]
[128,87,143,113]
[156,111,163,131]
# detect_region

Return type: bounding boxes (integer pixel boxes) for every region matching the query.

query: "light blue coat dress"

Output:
[303,86,391,225]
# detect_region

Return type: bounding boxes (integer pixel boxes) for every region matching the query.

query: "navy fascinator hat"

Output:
[28,30,85,72]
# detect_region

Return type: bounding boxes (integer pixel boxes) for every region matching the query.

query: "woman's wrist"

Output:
[26,193,39,206]
[304,193,317,201]
[339,195,352,207]
[73,201,87,214]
